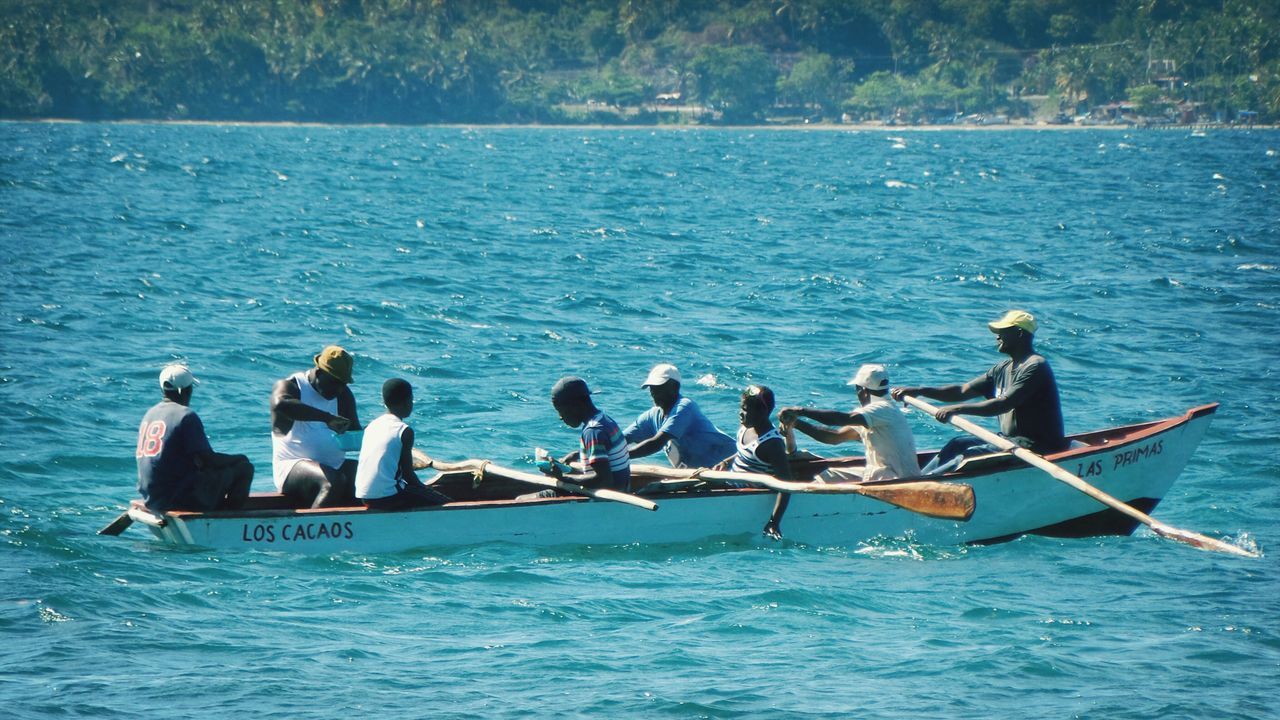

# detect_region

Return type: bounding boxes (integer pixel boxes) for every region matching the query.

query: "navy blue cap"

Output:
[551,376,591,403]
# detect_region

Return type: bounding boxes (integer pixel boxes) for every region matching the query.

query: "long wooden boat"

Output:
[112,404,1218,553]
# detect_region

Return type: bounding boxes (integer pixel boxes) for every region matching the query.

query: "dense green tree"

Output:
[1128,83,1164,116]
[842,70,908,119]
[691,43,777,120]
[776,53,851,116]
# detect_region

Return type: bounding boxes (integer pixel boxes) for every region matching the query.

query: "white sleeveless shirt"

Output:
[271,371,345,490]
[355,413,408,500]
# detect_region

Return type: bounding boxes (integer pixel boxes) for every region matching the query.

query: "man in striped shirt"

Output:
[727,385,792,539]
[545,376,631,491]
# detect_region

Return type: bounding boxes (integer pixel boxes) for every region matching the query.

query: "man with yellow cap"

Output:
[269,345,362,508]
[892,310,1065,472]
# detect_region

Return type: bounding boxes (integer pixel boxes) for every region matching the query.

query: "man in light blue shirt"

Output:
[624,363,736,469]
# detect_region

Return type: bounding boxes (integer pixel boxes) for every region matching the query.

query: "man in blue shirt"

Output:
[136,364,253,513]
[624,363,735,469]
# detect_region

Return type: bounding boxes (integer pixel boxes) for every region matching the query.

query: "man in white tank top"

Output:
[270,345,362,508]
[778,364,921,483]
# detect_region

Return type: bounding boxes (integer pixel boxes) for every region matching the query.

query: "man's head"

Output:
[847,363,889,403]
[987,310,1036,355]
[739,384,775,428]
[313,345,353,398]
[159,363,197,405]
[641,363,682,409]
[551,376,594,427]
[382,378,413,419]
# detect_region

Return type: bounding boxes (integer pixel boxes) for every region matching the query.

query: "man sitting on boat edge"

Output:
[624,363,735,469]
[270,345,362,508]
[529,376,631,497]
[779,363,920,482]
[725,385,792,540]
[891,310,1066,473]
[136,364,253,514]
[355,378,450,510]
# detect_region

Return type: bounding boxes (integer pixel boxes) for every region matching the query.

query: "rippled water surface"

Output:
[2,123,1278,718]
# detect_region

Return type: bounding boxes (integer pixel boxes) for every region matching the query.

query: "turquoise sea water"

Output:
[2,123,1278,718]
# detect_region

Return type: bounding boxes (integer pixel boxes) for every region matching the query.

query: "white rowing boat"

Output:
[108,404,1219,553]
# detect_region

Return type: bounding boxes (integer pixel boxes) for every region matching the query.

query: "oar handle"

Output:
[412,450,656,511]
[900,394,1256,558]
[487,463,658,512]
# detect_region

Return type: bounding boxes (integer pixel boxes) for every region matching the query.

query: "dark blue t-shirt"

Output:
[136,400,212,512]
[969,355,1066,452]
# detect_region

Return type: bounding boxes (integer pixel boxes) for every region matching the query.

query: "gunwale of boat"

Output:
[146,403,1217,523]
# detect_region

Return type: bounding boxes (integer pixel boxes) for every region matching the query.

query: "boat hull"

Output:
[127,405,1216,553]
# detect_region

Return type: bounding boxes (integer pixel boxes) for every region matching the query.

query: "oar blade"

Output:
[855,481,976,521]
[1150,523,1259,558]
[97,511,134,536]
[411,448,433,470]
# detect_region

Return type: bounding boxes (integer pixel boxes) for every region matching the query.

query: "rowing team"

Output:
[135,309,1064,538]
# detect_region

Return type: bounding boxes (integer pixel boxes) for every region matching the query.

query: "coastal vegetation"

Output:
[1,0,1276,125]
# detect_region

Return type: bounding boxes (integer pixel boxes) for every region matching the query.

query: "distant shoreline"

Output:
[6,117,1277,132]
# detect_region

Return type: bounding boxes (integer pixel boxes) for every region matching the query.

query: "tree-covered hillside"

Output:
[2,0,1276,124]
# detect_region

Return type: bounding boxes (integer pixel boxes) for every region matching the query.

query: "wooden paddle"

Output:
[900,394,1257,558]
[413,449,656,511]
[98,510,134,536]
[412,448,487,473]
[630,463,975,521]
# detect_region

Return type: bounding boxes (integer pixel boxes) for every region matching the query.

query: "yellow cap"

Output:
[988,310,1037,334]
[313,345,354,384]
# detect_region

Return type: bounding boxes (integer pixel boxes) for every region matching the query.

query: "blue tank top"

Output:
[731,426,784,475]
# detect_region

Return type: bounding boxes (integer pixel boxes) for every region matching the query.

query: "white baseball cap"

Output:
[641,363,682,387]
[159,364,199,391]
[847,363,889,391]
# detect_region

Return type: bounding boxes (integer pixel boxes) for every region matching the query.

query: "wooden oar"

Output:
[412,449,656,511]
[900,394,1257,558]
[630,463,974,521]
[491,463,657,511]
[98,510,134,536]
[412,448,488,473]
